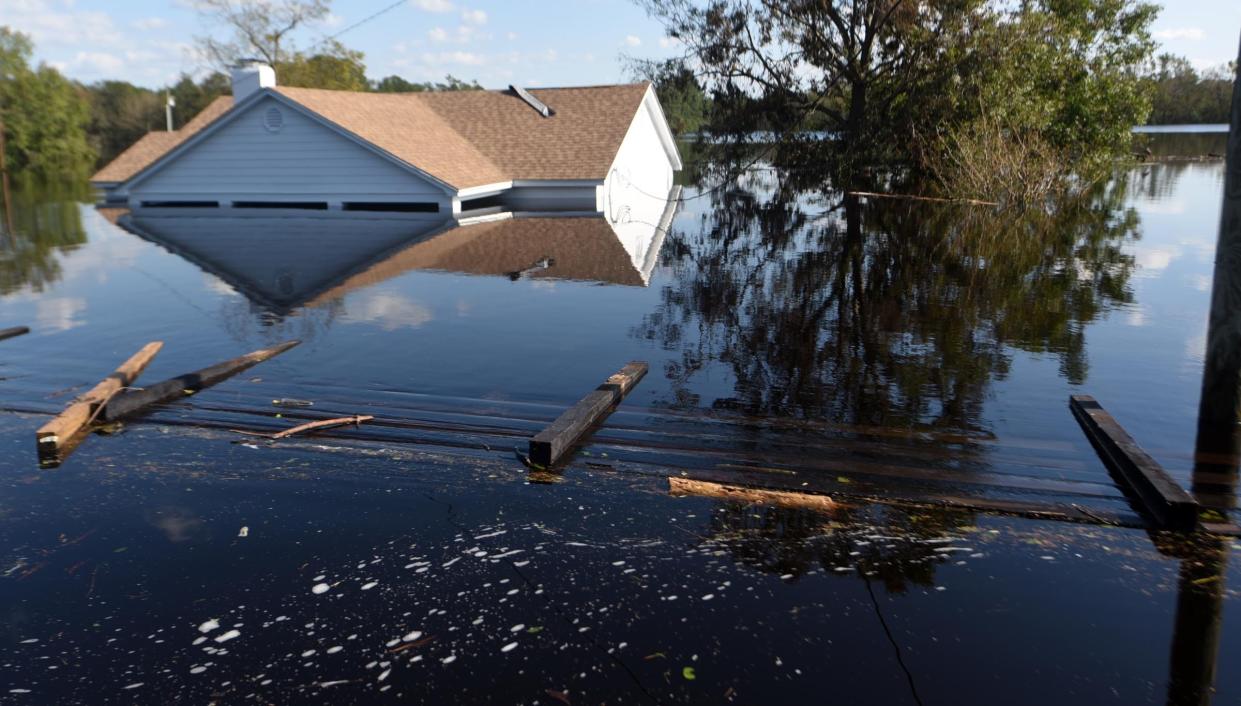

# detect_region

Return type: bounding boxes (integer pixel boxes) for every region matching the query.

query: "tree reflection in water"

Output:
[702,500,978,593]
[0,180,90,295]
[637,170,1139,433]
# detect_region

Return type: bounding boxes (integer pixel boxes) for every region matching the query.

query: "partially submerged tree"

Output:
[0,27,94,177]
[630,59,710,135]
[640,0,1158,200]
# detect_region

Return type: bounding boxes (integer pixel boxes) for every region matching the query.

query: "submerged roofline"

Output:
[121,89,459,195]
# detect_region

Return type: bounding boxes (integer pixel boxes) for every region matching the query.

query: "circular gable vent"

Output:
[263,106,284,133]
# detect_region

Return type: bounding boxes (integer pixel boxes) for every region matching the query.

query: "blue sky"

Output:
[0,0,1238,89]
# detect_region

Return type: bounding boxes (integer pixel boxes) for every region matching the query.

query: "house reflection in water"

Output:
[106,183,679,315]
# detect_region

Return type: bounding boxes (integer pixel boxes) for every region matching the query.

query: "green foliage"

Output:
[1145,54,1235,125]
[0,27,95,178]
[169,72,230,126]
[84,81,164,164]
[644,0,1159,199]
[372,74,483,93]
[631,60,709,135]
[81,72,232,167]
[277,43,369,92]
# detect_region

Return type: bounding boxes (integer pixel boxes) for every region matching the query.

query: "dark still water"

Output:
[0,134,1238,704]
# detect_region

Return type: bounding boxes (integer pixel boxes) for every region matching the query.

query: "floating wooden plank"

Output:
[669,476,839,514]
[36,342,163,458]
[1070,395,1199,530]
[528,362,648,467]
[643,464,1143,528]
[0,326,29,342]
[103,340,301,422]
[232,414,373,441]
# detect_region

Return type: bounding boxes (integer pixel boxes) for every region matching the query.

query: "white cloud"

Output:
[411,0,454,12]
[420,50,486,66]
[132,17,168,31]
[350,294,433,331]
[72,51,125,74]
[624,35,642,47]
[505,31,518,41]
[461,9,487,25]
[428,25,487,44]
[1153,27,1205,41]
[658,36,680,49]
[36,297,86,332]
[0,1,122,47]
[323,12,343,28]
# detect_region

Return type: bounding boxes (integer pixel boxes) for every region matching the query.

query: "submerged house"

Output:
[92,62,682,216]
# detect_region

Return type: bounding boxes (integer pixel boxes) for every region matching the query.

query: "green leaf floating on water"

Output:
[682,666,696,680]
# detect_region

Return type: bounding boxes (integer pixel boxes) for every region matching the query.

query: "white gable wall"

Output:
[602,88,678,223]
[126,95,449,209]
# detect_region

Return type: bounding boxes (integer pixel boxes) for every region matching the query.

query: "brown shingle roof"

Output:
[92,83,654,190]
[272,86,508,188]
[414,84,652,182]
[90,96,234,183]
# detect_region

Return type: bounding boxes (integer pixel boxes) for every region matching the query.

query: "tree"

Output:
[277,44,369,91]
[371,74,484,93]
[195,0,332,68]
[168,72,230,127]
[0,27,94,177]
[194,0,371,91]
[641,0,1158,198]
[1145,54,1235,125]
[84,81,163,164]
[631,60,710,135]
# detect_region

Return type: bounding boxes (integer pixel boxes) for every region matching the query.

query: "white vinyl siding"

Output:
[603,88,677,223]
[128,96,448,206]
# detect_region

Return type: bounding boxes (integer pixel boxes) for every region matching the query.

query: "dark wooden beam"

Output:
[103,340,300,422]
[0,326,29,342]
[528,361,647,467]
[1070,395,1199,530]
[37,342,163,458]
[1196,33,1241,434]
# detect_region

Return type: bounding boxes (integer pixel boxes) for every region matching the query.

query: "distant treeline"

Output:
[1144,54,1235,125]
[0,23,485,177]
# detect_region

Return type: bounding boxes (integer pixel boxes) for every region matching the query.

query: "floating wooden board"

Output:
[648,465,1143,528]
[104,340,301,422]
[1070,395,1199,530]
[36,342,163,459]
[0,326,29,342]
[528,361,647,467]
[669,476,839,513]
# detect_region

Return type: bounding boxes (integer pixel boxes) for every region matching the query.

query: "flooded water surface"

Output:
[1,133,1239,704]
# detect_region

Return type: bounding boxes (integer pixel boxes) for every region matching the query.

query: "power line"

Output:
[312,0,409,50]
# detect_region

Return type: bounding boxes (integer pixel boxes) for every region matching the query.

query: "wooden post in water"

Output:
[37,342,163,458]
[0,326,29,342]
[103,340,301,421]
[1197,33,1241,440]
[528,362,648,468]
